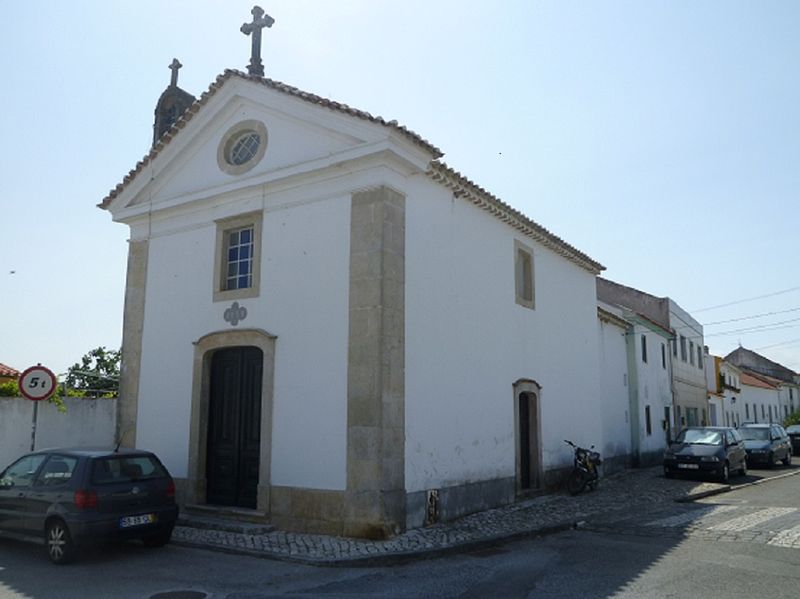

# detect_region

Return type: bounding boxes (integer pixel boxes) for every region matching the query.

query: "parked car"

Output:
[0,448,178,564]
[663,427,747,482]
[738,423,792,468]
[786,424,800,456]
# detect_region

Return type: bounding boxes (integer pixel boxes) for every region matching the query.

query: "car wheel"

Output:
[739,459,747,477]
[143,528,173,548]
[719,462,730,484]
[46,519,75,565]
[783,452,792,466]
[664,466,675,479]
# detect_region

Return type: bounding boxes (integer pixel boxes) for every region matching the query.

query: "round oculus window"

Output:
[217,120,268,176]
[227,131,261,166]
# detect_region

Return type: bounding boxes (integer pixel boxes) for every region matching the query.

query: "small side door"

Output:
[0,454,48,534]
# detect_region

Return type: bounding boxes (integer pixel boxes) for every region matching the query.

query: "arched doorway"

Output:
[186,328,275,513]
[514,379,542,493]
[206,346,263,508]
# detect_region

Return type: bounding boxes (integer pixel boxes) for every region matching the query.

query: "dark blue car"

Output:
[0,448,178,564]
[663,426,747,483]
[738,424,792,468]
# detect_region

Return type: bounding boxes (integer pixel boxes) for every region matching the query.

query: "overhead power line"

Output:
[692,286,800,313]
[703,307,800,327]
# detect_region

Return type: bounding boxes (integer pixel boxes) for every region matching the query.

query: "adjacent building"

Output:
[704,351,743,427]
[726,347,800,422]
[597,278,706,432]
[597,301,673,467]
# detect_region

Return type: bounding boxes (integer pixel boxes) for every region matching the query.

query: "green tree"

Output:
[784,410,800,428]
[66,347,120,397]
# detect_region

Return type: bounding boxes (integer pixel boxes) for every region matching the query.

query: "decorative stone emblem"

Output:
[224,301,248,326]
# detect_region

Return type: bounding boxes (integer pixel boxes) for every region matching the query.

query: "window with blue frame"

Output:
[213,212,261,302]
[225,226,254,291]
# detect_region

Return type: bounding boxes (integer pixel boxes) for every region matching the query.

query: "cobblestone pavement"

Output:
[173,467,742,565]
[584,469,800,549]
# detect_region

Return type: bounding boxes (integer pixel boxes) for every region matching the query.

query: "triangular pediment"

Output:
[103,71,439,218]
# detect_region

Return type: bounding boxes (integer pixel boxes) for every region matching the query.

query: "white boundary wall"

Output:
[0,397,116,469]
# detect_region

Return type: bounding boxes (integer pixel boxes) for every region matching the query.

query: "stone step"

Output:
[179,504,274,535]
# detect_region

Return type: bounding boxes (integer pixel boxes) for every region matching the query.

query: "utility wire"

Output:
[692,286,800,313]
[703,307,800,326]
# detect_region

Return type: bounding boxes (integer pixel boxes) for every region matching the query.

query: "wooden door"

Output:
[206,347,262,508]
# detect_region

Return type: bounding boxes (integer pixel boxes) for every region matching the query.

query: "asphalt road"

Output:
[1,468,799,599]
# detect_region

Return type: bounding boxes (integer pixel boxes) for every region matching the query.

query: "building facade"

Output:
[596,278,706,433]
[103,69,606,537]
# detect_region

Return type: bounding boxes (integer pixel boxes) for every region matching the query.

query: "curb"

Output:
[676,468,800,503]
[172,467,800,567]
[172,520,579,567]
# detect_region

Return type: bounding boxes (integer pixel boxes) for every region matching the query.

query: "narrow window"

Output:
[645,405,652,435]
[745,403,750,420]
[697,346,703,369]
[672,337,678,357]
[224,226,254,291]
[514,241,534,309]
[661,343,666,369]
[689,341,695,365]
[680,336,687,362]
[213,212,262,302]
[641,335,647,363]
[761,405,766,420]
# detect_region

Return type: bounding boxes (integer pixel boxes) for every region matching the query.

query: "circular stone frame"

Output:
[217,119,269,176]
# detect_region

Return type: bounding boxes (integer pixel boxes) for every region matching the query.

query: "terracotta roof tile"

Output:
[427,162,604,274]
[741,371,778,390]
[0,363,20,378]
[99,70,442,209]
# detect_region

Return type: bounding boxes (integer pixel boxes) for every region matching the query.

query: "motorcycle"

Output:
[564,439,603,495]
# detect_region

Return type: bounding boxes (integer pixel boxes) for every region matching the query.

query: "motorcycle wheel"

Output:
[567,469,587,495]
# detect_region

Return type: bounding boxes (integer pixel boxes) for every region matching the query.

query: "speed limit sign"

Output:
[19,365,57,401]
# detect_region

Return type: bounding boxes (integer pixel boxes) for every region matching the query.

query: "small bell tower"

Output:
[152,58,196,146]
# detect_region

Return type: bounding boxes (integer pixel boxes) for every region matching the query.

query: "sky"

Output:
[1,1,798,376]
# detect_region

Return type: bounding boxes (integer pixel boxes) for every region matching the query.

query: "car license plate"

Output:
[119,514,156,529]
[677,463,699,470]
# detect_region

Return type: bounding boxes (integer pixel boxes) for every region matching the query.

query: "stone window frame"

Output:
[213,211,262,303]
[217,119,268,176]
[514,240,535,310]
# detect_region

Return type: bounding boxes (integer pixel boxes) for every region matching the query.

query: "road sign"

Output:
[19,365,57,401]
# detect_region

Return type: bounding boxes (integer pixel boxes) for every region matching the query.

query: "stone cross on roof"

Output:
[168,58,182,88]
[241,6,275,77]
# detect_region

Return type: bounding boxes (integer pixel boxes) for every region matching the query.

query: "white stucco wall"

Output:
[668,302,706,425]
[740,383,780,424]
[0,397,116,469]
[136,189,351,489]
[404,177,602,492]
[631,325,673,456]
[596,317,631,462]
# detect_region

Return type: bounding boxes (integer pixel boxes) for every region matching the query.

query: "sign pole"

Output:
[31,401,38,452]
[19,364,57,453]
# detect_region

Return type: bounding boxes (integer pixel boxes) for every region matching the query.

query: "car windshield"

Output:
[90,455,168,484]
[675,429,722,445]
[738,428,770,441]
[786,425,800,434]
